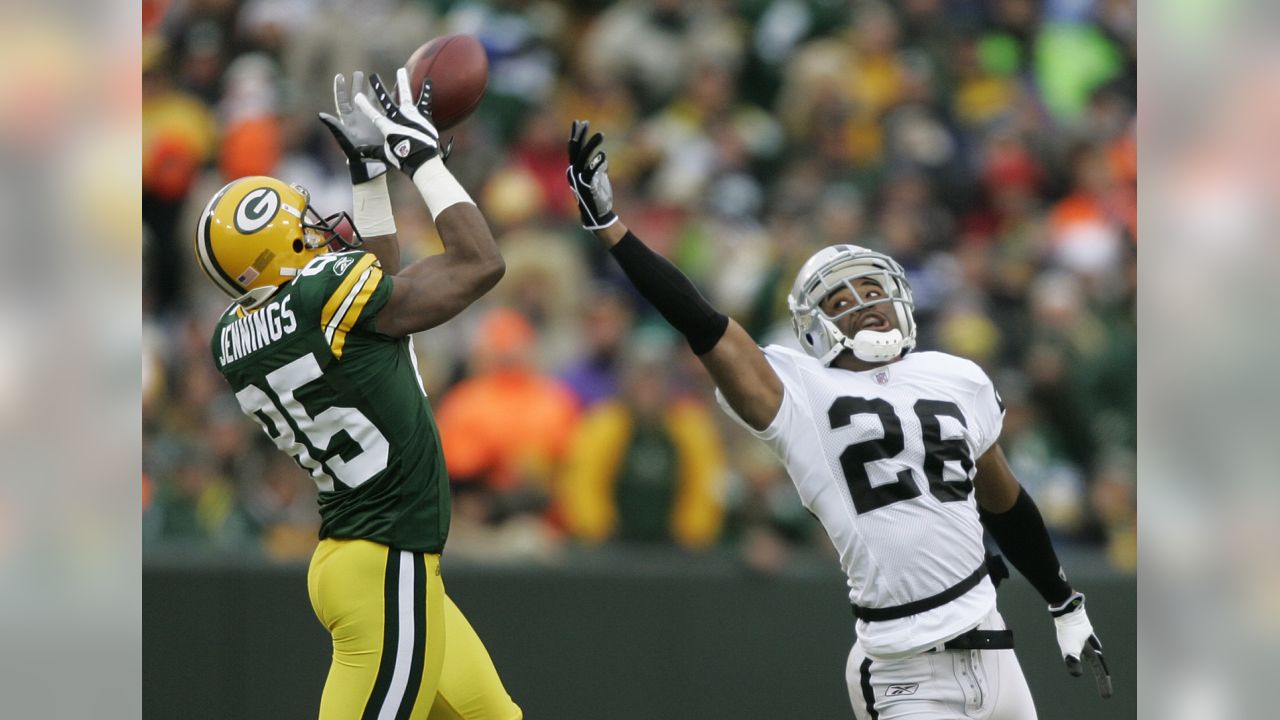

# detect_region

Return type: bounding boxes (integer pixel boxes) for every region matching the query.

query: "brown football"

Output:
[400,34,488,131]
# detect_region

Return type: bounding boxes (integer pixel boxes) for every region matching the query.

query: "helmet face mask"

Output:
[788,245,917,365]
[195,176,364,302]
[301,203,363,254]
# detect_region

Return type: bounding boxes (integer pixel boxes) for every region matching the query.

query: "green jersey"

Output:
[210,250,450,552]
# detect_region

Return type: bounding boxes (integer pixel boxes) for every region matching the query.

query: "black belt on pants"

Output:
[933,628,1014,651]
[851,564,989,623]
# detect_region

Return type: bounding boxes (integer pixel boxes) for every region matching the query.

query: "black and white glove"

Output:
[318,71,388,185]
[566,120,617,230]
[1050,591,1113,699]
[354,68,450,178]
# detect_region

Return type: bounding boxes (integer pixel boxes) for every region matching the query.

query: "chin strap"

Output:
[233,285,279,310]
[816,315,906,365]
[850,328,905,362]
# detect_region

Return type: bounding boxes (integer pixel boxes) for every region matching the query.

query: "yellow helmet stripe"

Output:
[195,184,245,297]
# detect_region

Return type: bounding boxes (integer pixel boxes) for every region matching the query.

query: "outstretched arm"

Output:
[975,445,1113,699]
[575,127,782,430]
[319,71,403,273]
[336,69,503,337]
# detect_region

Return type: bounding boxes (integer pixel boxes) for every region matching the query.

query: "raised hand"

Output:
[566,120,617,230]
[354,68,446,177]
[318,71,388,185]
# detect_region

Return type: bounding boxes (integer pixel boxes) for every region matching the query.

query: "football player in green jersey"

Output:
[195,69,522,719]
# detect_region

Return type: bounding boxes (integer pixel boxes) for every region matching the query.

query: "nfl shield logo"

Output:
[873,369,890,385]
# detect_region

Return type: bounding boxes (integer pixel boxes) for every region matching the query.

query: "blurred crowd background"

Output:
[142,0,1136,573]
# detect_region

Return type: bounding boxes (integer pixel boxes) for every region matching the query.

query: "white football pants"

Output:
[846,608,1037,720]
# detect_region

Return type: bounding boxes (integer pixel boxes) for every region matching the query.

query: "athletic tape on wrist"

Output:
[412,156,474,220]
[352,176,396,237]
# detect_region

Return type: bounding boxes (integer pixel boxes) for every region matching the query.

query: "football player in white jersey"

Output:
[566,121,1113,719]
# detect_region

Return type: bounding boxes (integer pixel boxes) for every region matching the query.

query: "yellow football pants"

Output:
[307,538,522,720]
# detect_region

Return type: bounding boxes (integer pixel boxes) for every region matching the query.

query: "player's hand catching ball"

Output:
[318,71,388,185]
[355,68,447,177]
[1049,591,1113,699]
[566,120,617,230]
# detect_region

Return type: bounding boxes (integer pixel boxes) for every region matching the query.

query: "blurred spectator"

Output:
[435,308,580,526]
[216,52,283,179]
[1024,272,1108,493]
[142,36,216,315]
[559,332,726,549]
[1048,141,1135,284]
[1032,13,1126,124]
[993,371,1087,540]
[579,0,741,112]
[143,0,1137,569]
[559,284,635,408]
[1090,450,1137,572]
[721,438,815,574]
[242,451,320,562]
[143,441,255,550]
[636,58,783,208]
[484,224,590,369]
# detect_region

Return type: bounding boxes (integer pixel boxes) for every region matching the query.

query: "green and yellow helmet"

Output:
[194,176,361,299]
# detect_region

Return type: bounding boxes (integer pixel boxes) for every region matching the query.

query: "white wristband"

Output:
[352,175,397,237]
[411,156,474,220]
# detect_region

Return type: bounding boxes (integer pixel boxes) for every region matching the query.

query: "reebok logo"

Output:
[394,139,412,158]
[334,256,355,275]
[886,684,918,696]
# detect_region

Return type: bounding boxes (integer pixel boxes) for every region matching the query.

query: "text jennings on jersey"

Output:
[218,295,298,366]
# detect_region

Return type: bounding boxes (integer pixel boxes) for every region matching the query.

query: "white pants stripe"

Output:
[377,551,418,720]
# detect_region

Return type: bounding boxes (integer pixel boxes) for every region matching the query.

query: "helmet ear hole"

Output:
[804,333,814,346]
[292,238,304,253]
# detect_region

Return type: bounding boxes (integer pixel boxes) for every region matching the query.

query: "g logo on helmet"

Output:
[235,188,281,234]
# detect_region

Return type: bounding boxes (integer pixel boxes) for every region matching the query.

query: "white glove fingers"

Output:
[333,73,349,115]
[352,71,365,101]
[354,93,391,131]
[396,67,413,109]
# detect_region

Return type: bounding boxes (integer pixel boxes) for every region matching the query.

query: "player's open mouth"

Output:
[860,312,890,331]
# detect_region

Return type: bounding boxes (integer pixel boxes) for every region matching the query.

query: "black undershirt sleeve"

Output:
[609,231,729,355]
[979,487,1074,606]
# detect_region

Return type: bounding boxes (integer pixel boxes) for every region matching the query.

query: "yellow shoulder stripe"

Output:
[328,268,382,357]
[320,254,379,330]
[322,259,384,358]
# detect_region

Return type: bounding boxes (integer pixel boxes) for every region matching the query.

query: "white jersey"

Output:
[717,346,1006,658]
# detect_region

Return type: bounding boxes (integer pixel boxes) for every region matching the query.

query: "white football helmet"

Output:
[787,244,917,365]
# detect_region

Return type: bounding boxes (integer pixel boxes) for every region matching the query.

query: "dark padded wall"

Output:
[144,553,1134,719]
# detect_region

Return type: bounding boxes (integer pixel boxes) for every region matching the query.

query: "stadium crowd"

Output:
[142,0,1136,572]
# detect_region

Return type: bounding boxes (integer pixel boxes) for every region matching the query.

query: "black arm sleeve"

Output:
[609,231,729,355]
[979,487,1074,606]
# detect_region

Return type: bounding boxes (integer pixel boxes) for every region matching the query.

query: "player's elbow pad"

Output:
[609,231,729,355]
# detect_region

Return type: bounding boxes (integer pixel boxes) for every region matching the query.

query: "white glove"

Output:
[318,71,388,185]
[354,68,444,177]
[1050,591,1113,699]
